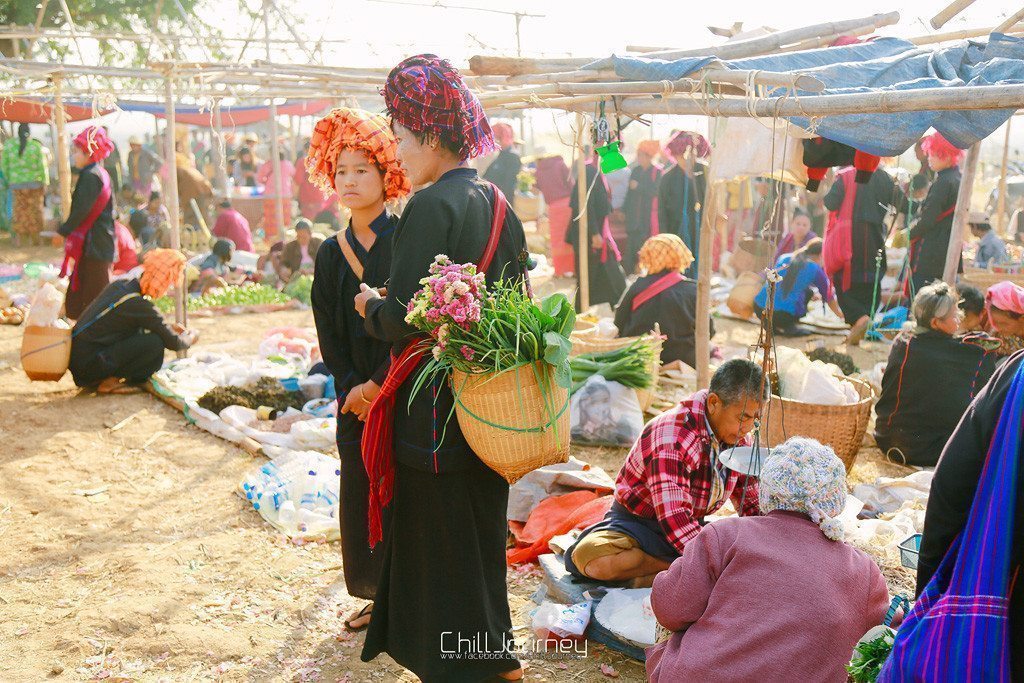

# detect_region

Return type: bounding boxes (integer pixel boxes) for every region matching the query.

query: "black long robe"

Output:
[614,273,710,369]
[567,162,626,308]
[823,168,904,286]
[909,166,961,291]
[482,148,522,205]
[657,162,705,278]
[622,163,662,272]
[917,350,1024,677]
[310,211,395,600]
[360,167,525,681]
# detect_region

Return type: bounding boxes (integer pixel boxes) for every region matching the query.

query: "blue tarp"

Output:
[594,34,1024,157]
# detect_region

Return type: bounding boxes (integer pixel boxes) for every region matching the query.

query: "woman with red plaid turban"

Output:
[658,131,709,279]
[306,107,410,632]
[353,54,528,682]
[59,126,118,319]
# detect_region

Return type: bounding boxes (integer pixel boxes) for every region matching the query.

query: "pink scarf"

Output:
[60,165,112,292]
[986,281,1024,315]
[598,170,622,264]
[823,167,856,292]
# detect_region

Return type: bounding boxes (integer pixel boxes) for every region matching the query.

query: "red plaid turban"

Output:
[666,131,711,160]
[382,54,495,161]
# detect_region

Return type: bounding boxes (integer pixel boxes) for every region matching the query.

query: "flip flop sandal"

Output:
[343,603,373,632]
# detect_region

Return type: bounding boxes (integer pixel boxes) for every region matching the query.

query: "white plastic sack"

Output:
[797,361,859,406]
[238,449,340,540]
[710,117,812,185]
[853,471,934,515]
[507,456,615,522]
[570,375,643,447]
[770,346,812,399]
[532,600,591,640]
[289,418,337,452]
[593,588,657,647]
[25,282,64,327]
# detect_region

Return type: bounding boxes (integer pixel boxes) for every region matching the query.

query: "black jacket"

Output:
[874,330,997,466]
[59,163,116,262]
[482,148,521,205]
[71,279,188,355]
[363,167,527,472]
[614,274,710,369]
[909,166,961,283]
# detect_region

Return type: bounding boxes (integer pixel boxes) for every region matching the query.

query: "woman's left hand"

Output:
[354,283,381,318]
[351,380,381,421]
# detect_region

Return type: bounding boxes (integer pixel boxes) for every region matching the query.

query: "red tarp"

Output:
[507,491,613,565]
[154,99,333,127]
[0,98,106,124]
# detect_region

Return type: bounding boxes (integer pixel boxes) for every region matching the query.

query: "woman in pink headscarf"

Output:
[59,126,117,319]
[986,281,1024,358]
[482,121,521,205]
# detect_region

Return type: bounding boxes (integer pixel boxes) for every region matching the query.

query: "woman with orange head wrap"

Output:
[623,139,665,272]
[69,248,196,394]
[614,234,709,368]
[306,107,410,631]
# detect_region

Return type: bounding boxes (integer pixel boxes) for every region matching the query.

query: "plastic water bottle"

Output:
[278,500,298,530]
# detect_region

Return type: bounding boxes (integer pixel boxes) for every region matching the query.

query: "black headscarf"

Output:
[17,123,30,156]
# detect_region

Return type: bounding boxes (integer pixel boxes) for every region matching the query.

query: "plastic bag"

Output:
[25,282,65,327]
[570,375,643,447]
[289,418,337,451]
[238,449,340,540]
[593,588,657,646]
[532,600,592,640]
[798,361,858,405]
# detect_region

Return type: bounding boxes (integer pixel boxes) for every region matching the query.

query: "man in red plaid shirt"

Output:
[566,359,767,583]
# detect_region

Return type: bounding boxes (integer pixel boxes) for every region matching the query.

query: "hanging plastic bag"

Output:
[570,375,643,447]
[25,282,65,327]
[532,600,592,641]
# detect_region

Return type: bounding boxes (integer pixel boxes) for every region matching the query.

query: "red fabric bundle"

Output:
[507,492,613,565]
[854,150,880,184]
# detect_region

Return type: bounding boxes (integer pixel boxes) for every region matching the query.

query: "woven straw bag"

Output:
[451,362,570,483]
[960,266,1024,291]
[763,377,876,471]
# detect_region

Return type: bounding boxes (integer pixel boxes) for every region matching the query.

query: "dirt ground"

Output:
[0,241,912,682]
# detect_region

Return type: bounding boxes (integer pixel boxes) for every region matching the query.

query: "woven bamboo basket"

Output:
[451,362,570,483]
[763,377,876,471]
[959,266,1024,291]
[568,333,663,412]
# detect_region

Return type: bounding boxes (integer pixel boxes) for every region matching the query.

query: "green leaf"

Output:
[554,359,572,389]
[543,332,571,367]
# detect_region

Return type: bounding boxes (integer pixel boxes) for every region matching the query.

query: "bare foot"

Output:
[847,315,870,346]
[96,378,142,395]
[497,667,524,681]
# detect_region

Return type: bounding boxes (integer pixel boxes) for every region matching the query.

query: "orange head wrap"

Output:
[306,107,410,202]
[636,139,662,158]
[639,234,694,274]
[139,249,186,299]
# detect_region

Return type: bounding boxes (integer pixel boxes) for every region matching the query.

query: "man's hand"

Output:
[590,234,604,250]
[354,283,381,318]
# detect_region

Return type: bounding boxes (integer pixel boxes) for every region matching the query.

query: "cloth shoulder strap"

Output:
[72,292,141,338]
[338,229,364,282]
[632,271,685,312]
[480,182,508,272]
[937,204,957,221]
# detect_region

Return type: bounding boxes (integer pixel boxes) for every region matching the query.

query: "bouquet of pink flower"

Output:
[403,255,576,480]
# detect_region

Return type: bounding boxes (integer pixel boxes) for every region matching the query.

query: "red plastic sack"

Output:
[507,491,613,565]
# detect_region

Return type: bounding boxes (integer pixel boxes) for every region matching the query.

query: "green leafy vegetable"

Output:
[847,631,895,682]
[569,337,658,394]
[152,284,291,313]
[283,274,314,306]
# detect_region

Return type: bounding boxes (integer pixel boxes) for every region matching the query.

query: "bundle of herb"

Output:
[569,338,657,394]
[808,347,859,375]
[847,630,895,682]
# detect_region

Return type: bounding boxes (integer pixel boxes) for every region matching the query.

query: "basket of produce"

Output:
[763,376,875,471]
[569,336,662,412]
[726,271,765,319]
[960,265,1024,290]
[406,257,573,483]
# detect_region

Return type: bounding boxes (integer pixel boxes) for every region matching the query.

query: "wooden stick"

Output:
[695,178,718,390]
[574,113,590,312]
[910,23,1024,44]
[931,0,978,29]
[263,0,286,241]
[52,74,71,222]
[163,71,186,344]
[997,119,1013,234]
[562,84,1024,117]
[644,12,900,60]
[944,143,981,285]
[212,99,229,195]
[28,0,50,54]
[996,7,1024,33]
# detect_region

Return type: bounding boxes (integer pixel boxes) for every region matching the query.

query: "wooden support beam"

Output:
[997,119,1013,234]
[996,8,1024,34]
[910,23,1024,44]
[695,179,719,390]
[264,0,286,240]
[931,0,977,29]
[51,76,71,222]
[944,143,981,285]
[574,113,590,312]
[163,72,186,338]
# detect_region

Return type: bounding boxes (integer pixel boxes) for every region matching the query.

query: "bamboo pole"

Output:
[645,12,900,60]
[944,143,981,285]
[212,98,229,196]
[695,179,719,390]
[931,0,978,29]
[574,113,590,312]
[263,0,286,241]
[565,83,1024,118]
[996,8,1024,34]
[910,23,1024,44]
[163,72,186,336]
[997,119,1013,234]
[52,74,71,222]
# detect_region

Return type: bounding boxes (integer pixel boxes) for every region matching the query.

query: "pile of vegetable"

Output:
[808,347,859,375]
[153,284,291,313]
[847,631,895,682]
[197,377,305,414]
[283,274,313,306]
[569,338,657,394]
